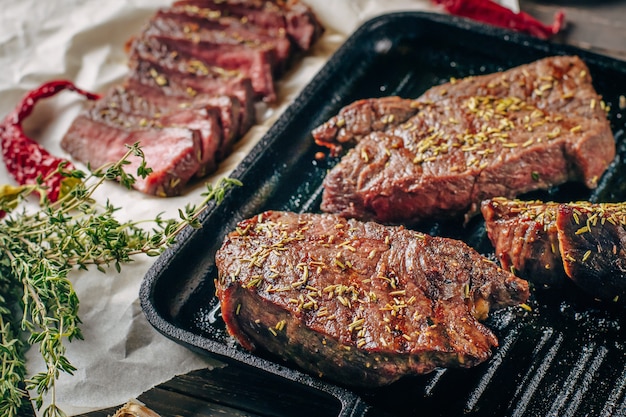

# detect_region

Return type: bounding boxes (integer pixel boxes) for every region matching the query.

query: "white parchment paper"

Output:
[0,0,516,414]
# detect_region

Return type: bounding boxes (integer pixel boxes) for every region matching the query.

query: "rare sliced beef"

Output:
[482,197,626,302]
[128,41,256,127]
[321,95,614,224]
[129,33,276,101]
[150,6,293,72]
[173,0,325,51]
[215,211,529,387]
[126,81,243,157]
[62,113,202,196]
[62,0,323,197]
[92,86,223,176]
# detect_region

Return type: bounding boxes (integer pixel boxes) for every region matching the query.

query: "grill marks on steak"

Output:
[313,56,615,224]
[61,0,323,196]
[482,197,626,302]
[215,211,529,387]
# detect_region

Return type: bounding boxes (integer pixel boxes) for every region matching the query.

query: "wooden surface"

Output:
[16,2,626,417]
[520,0,626,60]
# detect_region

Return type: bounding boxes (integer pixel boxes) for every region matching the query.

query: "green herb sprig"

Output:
[0,143,241,417]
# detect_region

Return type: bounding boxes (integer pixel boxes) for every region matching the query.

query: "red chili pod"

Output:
[0,80,100,202]
[432,0,564,40]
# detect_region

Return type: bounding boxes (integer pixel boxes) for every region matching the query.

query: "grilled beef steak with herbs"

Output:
[314,56,607,152]
[215,211,529,387]
[482,197,626,302]
[313,56,615,225]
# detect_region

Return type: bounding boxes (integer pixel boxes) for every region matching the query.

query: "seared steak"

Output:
[150,6,293,72]
[313,56,615,225]
[420,55,607,120]
[482,197,626,302]
[313,96,422,156]
[173,0,325,51]
[481,198,564,286]
[321,95,614,224]
[313,56,607,153]
[62,0,323,196]
[62,113,202,196]
[215,211,529,387]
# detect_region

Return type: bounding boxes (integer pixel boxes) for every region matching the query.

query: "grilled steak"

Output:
[150,6,293,72]
[482,197,626,302]
[215,211,529,387]
[62,112,202,196]
[173,0,325,51]
[313,96,422,156]
[321,96,614,224]
[314,56,606,153]
[420,55,607,120]
[481,198,564,286]
[313,56,615,225]
[62,0,323,196]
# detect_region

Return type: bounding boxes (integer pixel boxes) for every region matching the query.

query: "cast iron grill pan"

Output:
[140,12,626,417]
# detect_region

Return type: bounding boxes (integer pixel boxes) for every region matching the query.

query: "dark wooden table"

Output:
[16,1,626,416]
[520,0,626,61]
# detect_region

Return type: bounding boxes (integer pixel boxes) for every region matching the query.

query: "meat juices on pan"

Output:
[215,211,529,387]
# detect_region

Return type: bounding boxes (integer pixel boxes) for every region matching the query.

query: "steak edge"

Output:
[482,197,626,302]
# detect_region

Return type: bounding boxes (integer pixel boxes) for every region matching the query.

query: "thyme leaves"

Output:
[0,143,240,416]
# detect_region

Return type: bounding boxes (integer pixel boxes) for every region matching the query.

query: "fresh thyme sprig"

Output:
[0,143,241,417]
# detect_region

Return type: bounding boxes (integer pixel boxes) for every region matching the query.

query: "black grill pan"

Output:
[140,12,626,417]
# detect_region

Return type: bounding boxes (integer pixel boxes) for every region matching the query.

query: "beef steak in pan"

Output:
[313,56,615,225]
[215,210,529,387]
[483,197,626,302]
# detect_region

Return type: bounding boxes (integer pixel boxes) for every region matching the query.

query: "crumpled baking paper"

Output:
[0,0,517,415]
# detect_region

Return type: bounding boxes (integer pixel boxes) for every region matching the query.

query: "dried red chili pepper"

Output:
[0,80,100,202]
[432,0,564,39]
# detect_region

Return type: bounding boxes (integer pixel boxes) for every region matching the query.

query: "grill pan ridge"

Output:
[140,12,626,417]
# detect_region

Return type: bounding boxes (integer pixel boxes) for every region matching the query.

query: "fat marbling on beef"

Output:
[215,211,529,387]
[482,197,626,302]
[313,56,615,225]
